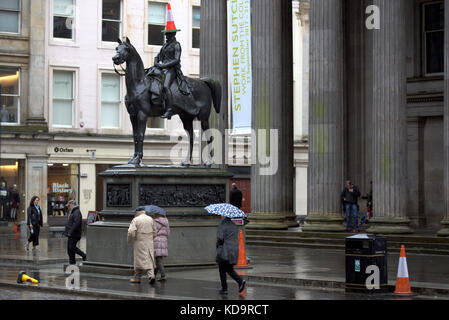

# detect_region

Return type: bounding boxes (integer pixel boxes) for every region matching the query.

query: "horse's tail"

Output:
[201,78,221,114]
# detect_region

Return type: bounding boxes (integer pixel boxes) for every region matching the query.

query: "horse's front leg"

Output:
[128,109,141,165]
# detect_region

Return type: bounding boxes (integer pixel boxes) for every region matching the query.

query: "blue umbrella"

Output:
[205,203,247,218]
[144,205,166,216]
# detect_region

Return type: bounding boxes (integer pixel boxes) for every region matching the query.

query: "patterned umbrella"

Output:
[144,205,166,216]
[204,203,247,218]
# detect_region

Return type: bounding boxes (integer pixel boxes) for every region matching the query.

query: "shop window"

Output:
[423,1,444,75]
[0,159,25,221]
[192,6,200,49]
[148,2,167,46]
[0,0,20,34]
[47,163,79,218]
[53,0,75,40]
[102,0,122,42]
[52,70,74,127]
[101,73,121,128]
[0,67,20,125]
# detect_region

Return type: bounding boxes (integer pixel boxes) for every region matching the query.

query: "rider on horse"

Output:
[153,3,189,120]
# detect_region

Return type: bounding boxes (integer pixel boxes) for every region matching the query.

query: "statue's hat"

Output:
[162,3,181,33]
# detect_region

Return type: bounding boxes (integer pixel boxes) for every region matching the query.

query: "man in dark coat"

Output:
[65,200,87,264]
[216,216,246,295]
[229,183,243,209]
[341,180,361,233]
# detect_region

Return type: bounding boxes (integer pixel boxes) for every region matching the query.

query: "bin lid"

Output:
[346,234,373,239]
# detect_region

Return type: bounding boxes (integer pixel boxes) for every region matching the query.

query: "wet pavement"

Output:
[0,230,449,300]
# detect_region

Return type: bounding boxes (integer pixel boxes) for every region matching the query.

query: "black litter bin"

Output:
[345,234,388,293]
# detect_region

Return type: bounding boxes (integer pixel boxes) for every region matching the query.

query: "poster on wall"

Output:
[227,0,252,134]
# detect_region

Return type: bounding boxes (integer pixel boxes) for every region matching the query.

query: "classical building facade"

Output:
[303,0,448,235]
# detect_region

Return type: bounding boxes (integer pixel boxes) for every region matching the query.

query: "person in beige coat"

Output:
[127,207,157,284]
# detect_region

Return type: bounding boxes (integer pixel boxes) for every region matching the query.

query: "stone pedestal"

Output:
[82,165,232,273]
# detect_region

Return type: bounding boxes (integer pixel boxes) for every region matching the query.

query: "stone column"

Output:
[26,156,48,225]
[366,0,412,234]
[302,0,346,232]
[438,0,449,236]
[247,0,295,229]
[200,0,228,168]
[27,0,47,130]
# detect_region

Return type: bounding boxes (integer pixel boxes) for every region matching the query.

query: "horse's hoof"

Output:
[181,160,191,167]
[128,157,141,166]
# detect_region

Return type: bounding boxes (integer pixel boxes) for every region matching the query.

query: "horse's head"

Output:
[112,37,133,65]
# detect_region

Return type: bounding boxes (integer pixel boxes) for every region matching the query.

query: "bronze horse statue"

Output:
[112,38,221,166]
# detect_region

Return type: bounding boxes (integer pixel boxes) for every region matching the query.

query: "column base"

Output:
[284,211,299,228]
[246,212,289,230]
[302,213,346,232]
[437,220,449,237]
[366,217,413,234]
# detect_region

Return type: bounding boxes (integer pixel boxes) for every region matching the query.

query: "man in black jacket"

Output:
[229,183,243,209]
[65,200,87,264]
[341,181,361,233]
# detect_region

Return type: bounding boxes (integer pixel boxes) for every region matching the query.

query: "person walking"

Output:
[153,212,170,281]
[127,207,157,284]
[216,215,246,295]
[341,180,361,233]
[65,200,87,264]
[25,196,43,251]
[229,183,243,209]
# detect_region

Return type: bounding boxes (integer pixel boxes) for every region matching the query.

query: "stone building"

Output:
[202,0,448,236]
[0,0,204,225]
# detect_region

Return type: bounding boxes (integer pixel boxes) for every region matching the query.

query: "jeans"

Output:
[218,262,243,291]
[345,203,358,230]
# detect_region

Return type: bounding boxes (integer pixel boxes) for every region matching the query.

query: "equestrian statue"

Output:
[112,4,221,166]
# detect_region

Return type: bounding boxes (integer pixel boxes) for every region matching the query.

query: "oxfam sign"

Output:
[54,147,74,153]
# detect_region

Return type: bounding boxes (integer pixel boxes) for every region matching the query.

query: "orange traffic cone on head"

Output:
[235,230,248,268]
[162,3,181,33]
[17,271,39,284]
[394,245,412,295]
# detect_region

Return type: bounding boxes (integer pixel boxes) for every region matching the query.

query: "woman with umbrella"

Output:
[205,203,247,295]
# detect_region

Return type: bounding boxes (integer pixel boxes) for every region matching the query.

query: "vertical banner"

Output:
[227,0,252,133]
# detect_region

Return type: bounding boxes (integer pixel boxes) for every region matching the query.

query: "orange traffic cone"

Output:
[162,3,181,33]
[235,230,248,268]
[17,271,39,284]
[394,245,412,295]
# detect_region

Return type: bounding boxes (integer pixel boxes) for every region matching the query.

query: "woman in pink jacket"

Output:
[153,212,170,281]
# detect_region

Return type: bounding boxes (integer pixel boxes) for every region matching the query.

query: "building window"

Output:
[0,67,20,125]
[102,0,121,42]
[147,117,166,129]
[53,70,74,127]
[192,6,200,49]
[148,2,167,46]
[0,0,20,34]
[53,0,75,40]
[101,73,121,128]
[423,1,444,75]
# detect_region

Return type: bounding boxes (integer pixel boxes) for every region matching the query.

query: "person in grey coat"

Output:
[216,216,246,295]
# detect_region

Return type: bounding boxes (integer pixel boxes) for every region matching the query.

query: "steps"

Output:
[246,230,449,255]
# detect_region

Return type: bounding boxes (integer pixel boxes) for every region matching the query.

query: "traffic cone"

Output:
[17,271,39,284]
[394,245,412,295]
[235,230,248,268]
[162,3,181,33]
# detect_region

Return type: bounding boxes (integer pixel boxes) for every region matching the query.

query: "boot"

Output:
[161,89,174,119]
